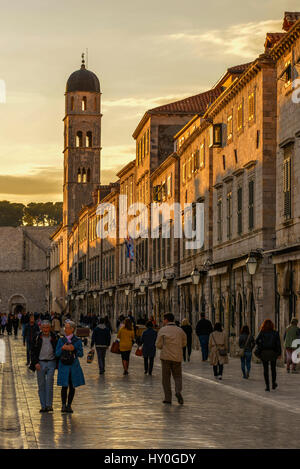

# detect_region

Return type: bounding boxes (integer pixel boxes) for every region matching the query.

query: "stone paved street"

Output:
[2,335,300,449]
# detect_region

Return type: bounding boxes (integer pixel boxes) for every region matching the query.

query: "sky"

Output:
[0,0,298,203]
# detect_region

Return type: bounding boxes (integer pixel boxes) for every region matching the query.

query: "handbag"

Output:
[135,346,143,357]
[237,334,250,358]
[60,338,76,365]
[212,333,228,357]
[87,349,95,364]
[110,340,120,354]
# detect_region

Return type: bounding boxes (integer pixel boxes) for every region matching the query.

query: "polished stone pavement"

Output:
[1,334,300,449]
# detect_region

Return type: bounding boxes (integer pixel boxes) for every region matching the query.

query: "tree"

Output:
[0,201,25,226]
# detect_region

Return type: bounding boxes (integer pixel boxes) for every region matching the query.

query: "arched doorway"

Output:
[9,294,26,314]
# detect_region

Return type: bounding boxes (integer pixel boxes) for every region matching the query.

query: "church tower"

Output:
[63,54,101,229]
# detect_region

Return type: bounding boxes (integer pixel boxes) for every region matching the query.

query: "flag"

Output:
[125,236,134,261]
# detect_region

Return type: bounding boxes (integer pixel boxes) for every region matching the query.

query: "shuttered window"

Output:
[237,102,243,131]
[283,145,292,219]
[237,186,243,235]
[248,180,254,230]
[227,191,232,239]
[200,143,205,168]
[217,195,222,242]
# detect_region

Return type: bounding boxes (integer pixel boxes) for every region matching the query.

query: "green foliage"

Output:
[0,201,62,227]
[0,200,25,226]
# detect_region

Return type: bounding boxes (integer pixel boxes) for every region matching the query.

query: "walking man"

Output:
[30,321,58,412]
[284,318,300,373]
[23,315,39,365]
[91,317,111,374]
[196,312,213,361]
[156,313,187,405]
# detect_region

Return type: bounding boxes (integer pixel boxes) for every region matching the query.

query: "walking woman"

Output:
[117,318,135,375]
[255,319,281,392]
[56,321,85,413]
[239,325,255,379]
[208,322,228,380]
[141,321,157,375]
[181,318,192,362]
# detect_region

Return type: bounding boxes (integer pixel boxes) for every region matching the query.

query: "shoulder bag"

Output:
[237,334,250,358]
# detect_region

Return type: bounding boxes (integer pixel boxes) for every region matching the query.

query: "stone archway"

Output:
[8,294,27,314]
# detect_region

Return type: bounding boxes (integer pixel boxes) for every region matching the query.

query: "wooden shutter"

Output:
[248,180,254,230]
[283,158,291,218]
[237,187,243,235]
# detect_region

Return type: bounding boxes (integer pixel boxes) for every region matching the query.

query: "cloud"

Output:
[0,167,62,196]
[164,19,282,59]
[102,93,199,110]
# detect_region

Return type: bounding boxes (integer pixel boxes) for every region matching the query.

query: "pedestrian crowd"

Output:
[1,307,299,412]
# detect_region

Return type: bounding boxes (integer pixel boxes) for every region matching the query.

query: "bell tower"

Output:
[63,54,101,229]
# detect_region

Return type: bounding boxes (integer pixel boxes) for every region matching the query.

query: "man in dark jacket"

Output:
[141,321,157,375]
[23,315,40,365]
[91,318,111,374]
[30,321,58,412]
[20,312,30,337]
[196,313,213,361]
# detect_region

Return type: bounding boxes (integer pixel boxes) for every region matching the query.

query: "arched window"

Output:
[82,168,87,183]
[87,168,91,182]
[70,96,74,111]
[86,131,92,147]
[77,168,82,183]
[82,97,87,111]
[76,131,83,147]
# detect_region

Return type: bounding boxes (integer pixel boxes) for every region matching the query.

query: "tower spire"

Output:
[81,52,85,69]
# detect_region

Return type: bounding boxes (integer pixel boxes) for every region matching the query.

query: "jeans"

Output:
[36,360,56,408]
[240,350,252,377]
[96,347,106,372]
[161,359,182,401]
[213,362,223,377]
[144,356,154,374]
[198,335,209,361]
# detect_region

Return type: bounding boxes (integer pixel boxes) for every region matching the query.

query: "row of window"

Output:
[79,219,87,244]
[70,96,98,112]
[102,253,115,282]
[89,256,100,285]
[152,234,172,270]
[216,179,255,243]
[153,174,173,202]
[182,146,205,184]
[77,168,91,183]
[137,129,150,165]
[76,131,93,148]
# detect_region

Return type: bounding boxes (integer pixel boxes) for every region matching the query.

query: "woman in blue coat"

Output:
[141,321,157,375]
[56,320,85,413]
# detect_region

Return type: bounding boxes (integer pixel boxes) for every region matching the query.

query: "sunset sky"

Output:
[0,0,298,203]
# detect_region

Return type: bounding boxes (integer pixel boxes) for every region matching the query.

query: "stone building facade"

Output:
[266,12,300,338]
[49,12,300,346]
[0,226,56,314]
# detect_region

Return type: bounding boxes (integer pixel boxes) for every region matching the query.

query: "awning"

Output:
[208,266,228,277]
[232,259,247,270]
